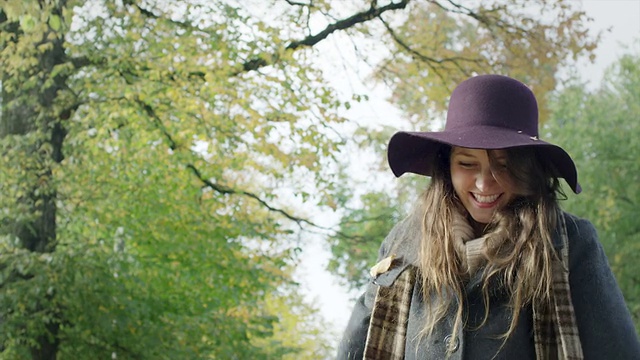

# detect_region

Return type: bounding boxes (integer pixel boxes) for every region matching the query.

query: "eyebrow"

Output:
[489,151,508,161]
[452,149,479,157]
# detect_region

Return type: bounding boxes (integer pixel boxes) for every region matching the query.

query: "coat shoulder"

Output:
[370,215,422,287]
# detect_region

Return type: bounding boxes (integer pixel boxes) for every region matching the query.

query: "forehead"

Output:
[451,147,508,158]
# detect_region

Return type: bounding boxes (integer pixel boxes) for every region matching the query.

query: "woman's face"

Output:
[450,147,516,224]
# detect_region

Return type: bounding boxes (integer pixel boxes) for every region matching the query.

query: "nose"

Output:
[476,167,497,192]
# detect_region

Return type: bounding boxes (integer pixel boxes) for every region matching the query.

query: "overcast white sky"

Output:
[294,0,640,352]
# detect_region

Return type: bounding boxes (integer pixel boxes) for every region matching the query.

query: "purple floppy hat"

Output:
[387,74,581,194]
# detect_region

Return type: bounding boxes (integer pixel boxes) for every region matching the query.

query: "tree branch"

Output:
[283,0,311,6]
[135,99,370,241]
[123,0,198,32]
[379,16,482,79]
[70,55,98,69]
[285,0,410,51]
[382,26,445,85]
[237,0,412,73]
[133,97,362,239]
[110,1,411,77]
[431,0,530,37]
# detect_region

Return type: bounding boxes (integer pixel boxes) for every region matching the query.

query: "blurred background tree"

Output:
[2,0,408,358]
[546,47,640,333]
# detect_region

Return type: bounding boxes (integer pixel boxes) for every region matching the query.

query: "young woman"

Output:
[337,75,640,359]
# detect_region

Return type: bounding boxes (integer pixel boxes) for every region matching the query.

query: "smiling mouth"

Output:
[472,193,501,204]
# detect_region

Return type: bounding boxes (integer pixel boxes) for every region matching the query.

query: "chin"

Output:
[469,213,493,225]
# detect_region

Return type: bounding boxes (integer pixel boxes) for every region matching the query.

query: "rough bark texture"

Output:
[1,1,67,358]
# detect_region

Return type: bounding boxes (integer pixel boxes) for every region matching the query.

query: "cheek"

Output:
[449,168,468,196]
[492,171,515,190]
[493,173,523,199]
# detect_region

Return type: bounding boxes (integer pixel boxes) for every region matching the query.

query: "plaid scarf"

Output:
[363,214,583,359]
[364,266,417,360]
[532,214,584,359]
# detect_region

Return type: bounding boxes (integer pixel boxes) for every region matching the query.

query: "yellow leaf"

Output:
[369,254,396,278]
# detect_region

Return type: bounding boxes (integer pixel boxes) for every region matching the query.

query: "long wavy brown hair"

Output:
[416,145,565,352]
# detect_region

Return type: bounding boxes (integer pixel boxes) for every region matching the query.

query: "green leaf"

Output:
[19,14,36,32]
[49,15,61,31]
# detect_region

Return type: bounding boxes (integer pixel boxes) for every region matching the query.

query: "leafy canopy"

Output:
[1,0,416,358]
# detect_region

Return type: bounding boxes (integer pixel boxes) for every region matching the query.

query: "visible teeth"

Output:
[474,194,499,203]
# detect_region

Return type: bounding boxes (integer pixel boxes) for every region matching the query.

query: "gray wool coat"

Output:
[337,212,640,359]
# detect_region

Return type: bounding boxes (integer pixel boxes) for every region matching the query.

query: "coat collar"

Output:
[370,211,568,288]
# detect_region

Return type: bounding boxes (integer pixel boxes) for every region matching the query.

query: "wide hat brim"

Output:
[388,127,582,194]
[387,75,581,194]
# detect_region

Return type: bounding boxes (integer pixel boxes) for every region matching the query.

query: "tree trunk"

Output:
[0,2,68,358]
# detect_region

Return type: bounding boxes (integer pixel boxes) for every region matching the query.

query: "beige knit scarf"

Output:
[451,210,486,274]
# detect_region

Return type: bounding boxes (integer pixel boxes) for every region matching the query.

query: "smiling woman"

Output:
[337,75,640,359]
[449,148,515,227]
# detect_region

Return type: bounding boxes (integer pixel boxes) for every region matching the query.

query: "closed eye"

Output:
[491,162,508,172]
[458,162,476,169]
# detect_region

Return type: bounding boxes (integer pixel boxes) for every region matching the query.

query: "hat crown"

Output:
[445,75,539,137]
